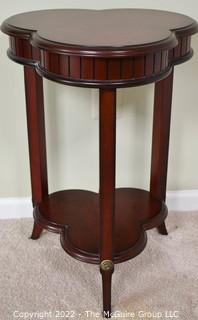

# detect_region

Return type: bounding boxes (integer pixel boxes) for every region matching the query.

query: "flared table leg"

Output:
[24,66,48,239]
[99,89,116,318]
[31,222,44,240]
[150,68,174,235]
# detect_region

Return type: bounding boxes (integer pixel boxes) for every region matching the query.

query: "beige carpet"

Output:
[0,212,198,320]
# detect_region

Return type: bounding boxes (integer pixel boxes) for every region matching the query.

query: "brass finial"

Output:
[100,260,114,271]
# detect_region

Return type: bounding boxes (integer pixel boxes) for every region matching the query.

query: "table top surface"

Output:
[2,9,198,49]
[1,9,198,88]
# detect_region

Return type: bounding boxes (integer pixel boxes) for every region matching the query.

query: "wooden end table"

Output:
[1,8,198,317]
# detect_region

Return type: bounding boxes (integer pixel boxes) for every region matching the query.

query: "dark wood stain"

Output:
[1,8,197,318]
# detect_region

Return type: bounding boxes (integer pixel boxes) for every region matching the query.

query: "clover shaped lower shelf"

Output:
[33,188,167,264]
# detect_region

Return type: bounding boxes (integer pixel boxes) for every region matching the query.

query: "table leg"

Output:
[150,68,174,235]
[99,89,116,318]
[24,66,48,239]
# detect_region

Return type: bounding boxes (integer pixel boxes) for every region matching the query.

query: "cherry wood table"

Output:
[1,9,198,317]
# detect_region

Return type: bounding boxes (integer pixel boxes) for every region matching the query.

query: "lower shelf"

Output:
[34,188,167,264]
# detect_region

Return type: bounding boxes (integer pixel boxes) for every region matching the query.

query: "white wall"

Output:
[0,0,198,198]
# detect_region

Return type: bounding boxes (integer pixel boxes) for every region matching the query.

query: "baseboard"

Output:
[0,190,198,219]
[0,197,32,219]
[166,190,198,211]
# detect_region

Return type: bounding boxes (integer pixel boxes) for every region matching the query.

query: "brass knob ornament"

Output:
[100,260,114,271]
